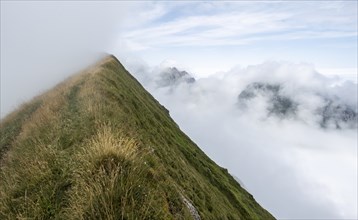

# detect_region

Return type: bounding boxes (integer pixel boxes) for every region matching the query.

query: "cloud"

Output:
[124,58,357,219]
[120,1,357,50]
[0,1,136,116]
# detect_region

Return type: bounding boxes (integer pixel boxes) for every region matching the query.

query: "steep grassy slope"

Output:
[0,55,274,219]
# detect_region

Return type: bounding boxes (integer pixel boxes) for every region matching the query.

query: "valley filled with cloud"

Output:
[125,60,357,219]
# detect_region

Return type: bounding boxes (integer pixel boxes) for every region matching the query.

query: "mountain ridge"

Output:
[0,55,274,219]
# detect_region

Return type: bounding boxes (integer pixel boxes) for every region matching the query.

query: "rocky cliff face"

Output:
[237,82,357,129]
[238,82,298,117]
[157,67,195,87]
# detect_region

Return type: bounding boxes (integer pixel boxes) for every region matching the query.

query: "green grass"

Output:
[0,55,275,219]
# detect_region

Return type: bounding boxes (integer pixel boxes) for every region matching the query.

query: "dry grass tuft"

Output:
[65,125,158,219]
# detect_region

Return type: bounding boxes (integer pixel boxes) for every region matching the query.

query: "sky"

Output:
[1,1,357,219]
[115,1,357,77]
[1,1,357,116]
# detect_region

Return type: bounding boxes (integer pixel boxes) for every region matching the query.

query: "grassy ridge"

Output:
[0,55,275,219]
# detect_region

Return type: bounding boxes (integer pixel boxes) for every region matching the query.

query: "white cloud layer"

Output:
[0,1,135,117]
[124,59,357,219]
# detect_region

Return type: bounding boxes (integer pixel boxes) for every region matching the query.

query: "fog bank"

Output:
[0,1,133,117]
[125,59,357,219]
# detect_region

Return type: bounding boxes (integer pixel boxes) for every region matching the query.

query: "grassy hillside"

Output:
[0,55,275,219]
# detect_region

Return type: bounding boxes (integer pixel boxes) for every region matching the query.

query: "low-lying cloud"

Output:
[124,59,357,219]
[0,1,135,117]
